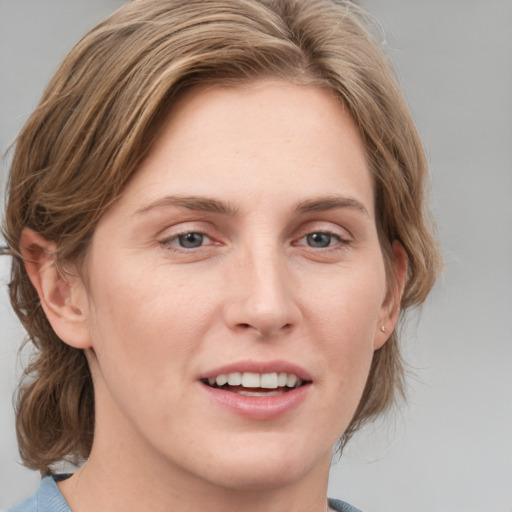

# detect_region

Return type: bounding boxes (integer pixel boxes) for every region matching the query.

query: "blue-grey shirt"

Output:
[7,476,362,512]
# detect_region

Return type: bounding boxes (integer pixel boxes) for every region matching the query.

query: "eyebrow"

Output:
[135,194,369,218]
[135,195,239,216]
[295,196,370,217]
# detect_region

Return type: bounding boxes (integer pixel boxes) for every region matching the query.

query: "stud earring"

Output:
[380,325,387,333]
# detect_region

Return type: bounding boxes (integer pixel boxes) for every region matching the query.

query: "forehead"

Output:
[108,80,374,218]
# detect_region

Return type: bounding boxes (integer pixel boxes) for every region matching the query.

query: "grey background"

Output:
[1,1,511,511]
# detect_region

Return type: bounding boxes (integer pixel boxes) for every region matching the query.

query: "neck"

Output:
[60,449,332,512]
[58,397,333,512]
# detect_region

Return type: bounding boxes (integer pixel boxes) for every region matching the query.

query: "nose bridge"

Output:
[226,237,300,336]
[249,241,288,306]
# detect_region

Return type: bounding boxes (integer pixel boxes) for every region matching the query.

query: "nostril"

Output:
[236,322,293,335]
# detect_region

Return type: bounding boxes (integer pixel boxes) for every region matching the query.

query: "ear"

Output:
[374,241,408,350]
[20,228,92,349]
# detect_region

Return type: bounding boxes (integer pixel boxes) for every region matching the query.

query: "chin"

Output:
[192,435,332,492]
[207,460,312,492]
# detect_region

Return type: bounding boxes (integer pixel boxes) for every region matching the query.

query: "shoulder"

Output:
[329,497,364,512]
[7,475,71,512]
[6,494,37,512]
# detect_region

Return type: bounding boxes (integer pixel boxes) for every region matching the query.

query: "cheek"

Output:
[308,267,386,338]
[84,261,209,388]
[307,266,386,391]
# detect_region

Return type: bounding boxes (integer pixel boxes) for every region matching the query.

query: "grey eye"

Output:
[177,232,204,248]
[306,233,333,248]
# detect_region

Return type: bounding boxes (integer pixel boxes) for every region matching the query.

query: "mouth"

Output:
[199,364,312,419]
[201,371,309,397]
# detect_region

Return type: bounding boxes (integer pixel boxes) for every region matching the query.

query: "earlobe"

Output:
[374,241,408,350]
[20,229,91,349]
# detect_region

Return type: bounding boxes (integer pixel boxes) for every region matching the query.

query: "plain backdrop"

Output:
[1,1,511,511]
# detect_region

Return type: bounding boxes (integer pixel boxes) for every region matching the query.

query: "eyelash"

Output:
[294,230,352,251]
[160,230,214,252]
[160,228,351,254]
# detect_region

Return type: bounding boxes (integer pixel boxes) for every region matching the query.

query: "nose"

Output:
[223,245,301,339]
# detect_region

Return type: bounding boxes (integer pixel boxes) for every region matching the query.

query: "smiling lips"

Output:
[205,371,303,396]
[200,365,312,419]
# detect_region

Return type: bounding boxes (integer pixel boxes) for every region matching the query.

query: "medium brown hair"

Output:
[2,0,441,473]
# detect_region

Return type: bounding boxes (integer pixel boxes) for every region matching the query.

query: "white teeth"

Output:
[286,374,297,387]
[215,374,228,386]
[260,373,278,389]
[208,371,303,390]
[241,372,260,388]
[227,372,242,386]
[238,390,284,397]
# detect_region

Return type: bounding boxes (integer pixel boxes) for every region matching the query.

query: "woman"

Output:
[2,0,441,511]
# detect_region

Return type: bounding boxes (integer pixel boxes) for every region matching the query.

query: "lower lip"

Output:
[200,383,311,420]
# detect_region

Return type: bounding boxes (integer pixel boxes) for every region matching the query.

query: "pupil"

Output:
[179,232,203,248]
[307,233,331,248]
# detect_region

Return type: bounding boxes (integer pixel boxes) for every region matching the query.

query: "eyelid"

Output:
[293,230,350,247]
[168,231,211,245]
[157,222,220,252]
[293,220,353,242]
[289,220,355,260]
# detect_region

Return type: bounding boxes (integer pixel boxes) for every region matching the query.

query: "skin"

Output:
[22,80,406,512]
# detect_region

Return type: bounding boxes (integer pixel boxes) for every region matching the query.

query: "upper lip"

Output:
[199,360,312,382]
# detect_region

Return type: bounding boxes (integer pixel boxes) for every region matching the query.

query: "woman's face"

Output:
[76,81,396,490]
